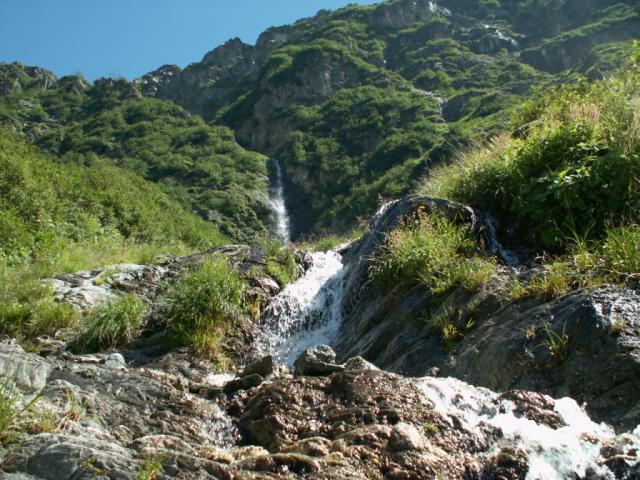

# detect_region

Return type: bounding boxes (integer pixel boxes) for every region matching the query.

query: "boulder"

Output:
[388,423,426,451]
[343,356,378,371]
[240,355,274,378]
[223,374,264,394]
[293,345,345,376]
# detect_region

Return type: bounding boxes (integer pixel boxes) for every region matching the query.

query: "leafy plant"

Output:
[138,455,165,480]
[539,322,570,363]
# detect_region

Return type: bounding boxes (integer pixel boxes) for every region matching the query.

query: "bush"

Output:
[264,245,298,288]
[602,224,640,284]
[74,295,146,353]
[162,257,248,366]
[420,66,640,253]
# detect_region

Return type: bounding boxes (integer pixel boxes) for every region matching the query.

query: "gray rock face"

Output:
[44,263,170,311]
[335,195,640,430]
[293,345,345,376]
[0,342,52,394]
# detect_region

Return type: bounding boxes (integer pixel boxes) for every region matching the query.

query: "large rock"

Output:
[235,369,640,478]
[293,345,345,376]
[335,195,640,430]
[0,342,51,393]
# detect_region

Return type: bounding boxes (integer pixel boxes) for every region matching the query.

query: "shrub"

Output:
[162,257,248,366]
[74,295,146,353]
[0,263,79,341]
[601,224,640,284]
[420,66,640,253]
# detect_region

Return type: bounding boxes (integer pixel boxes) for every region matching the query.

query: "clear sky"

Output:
[0,0,379,81]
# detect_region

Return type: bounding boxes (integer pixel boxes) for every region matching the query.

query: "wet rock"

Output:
[472,445,529,480]
[293,345,345,376]
[388,423,426,451]
[343,356,378,371]
[223,374,264,394]
[240,355,274,378]
[336,194,640,430]
[499,391,565,429]
[239,452,321,475]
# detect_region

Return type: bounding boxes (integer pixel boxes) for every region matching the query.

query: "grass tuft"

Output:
[74,295,146,353]
[162,256,248,366]
[370,212,496,296]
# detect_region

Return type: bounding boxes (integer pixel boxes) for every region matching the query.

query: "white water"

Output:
[269,159,291,244]
[417,376,640,479]
[254,251,346,365]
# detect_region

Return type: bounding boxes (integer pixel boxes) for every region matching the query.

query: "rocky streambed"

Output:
[2,196,640,479]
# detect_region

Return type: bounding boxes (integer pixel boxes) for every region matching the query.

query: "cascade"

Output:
[254,250,346,365]
[269,159,291,244]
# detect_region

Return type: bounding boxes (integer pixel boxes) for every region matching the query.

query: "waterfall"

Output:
[254,251,346,365]
[269,159,291,244]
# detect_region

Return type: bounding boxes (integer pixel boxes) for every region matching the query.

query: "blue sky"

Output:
[0,0,379,80]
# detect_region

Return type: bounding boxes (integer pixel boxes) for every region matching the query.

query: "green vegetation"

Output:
[370,211,496,295]
[138,455,165,480]
[264,243,298,288]
[0,378,39,446]
[0,267,79,342]
[74,295,146,353]
[162,257,249,367]
[0,130,227,345]
[0,77,271,241]
[421,66,640,254]
[0,131,226,266]
[539,322,570,363]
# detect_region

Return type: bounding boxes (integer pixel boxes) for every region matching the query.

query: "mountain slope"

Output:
[138,0,639,238]
[0,67,271,241]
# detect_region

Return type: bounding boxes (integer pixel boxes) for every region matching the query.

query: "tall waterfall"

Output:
[269,159,291,244]
[254,250,346,365]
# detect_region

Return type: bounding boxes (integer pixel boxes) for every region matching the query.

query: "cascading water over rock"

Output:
[254,250,346,365]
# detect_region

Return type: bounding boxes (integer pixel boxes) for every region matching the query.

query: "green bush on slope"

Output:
[420,65,640,253]
[0,130,226,265]
[0,130,228,343]
[74,295,146,353]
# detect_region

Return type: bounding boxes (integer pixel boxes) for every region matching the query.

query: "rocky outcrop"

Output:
[2,315,639,478]
[336,195,640,431]
[0,63,57,95]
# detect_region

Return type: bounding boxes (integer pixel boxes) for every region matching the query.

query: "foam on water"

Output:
[254,251,346,365]
[416,376,640,479]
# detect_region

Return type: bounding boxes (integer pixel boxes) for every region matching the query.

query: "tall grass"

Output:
[419,67,640,253]
[162,256,248,367]
[0,378,39,446]
[370,212,496,295]
[74,295,146,353]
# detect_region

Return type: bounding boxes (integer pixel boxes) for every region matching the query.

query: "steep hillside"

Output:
[0,66,271,241]
[137,0,639,238]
